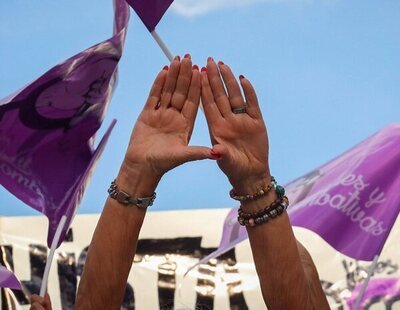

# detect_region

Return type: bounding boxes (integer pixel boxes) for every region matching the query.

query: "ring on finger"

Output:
[232,106,247,114]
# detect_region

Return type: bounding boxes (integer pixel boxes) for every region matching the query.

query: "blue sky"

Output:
[0,0,399,216]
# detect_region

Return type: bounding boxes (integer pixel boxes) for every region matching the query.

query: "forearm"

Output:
[75,162,159,309]
[238,178,327,309]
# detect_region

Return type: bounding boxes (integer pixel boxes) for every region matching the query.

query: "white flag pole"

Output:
[353,254,380,310]
[39,215,68,297]
[151,30,173,62]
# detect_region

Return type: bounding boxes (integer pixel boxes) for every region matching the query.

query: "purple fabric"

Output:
[197,124,400,264]
[288,124,400,260]
[0,0,129,247]
[345,277,400,309]
[126,0,174,31]
[0,265,21,290]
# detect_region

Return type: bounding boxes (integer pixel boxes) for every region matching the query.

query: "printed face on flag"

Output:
[0,0,130,247]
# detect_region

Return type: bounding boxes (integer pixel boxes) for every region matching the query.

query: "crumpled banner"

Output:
[188,124,400,274]
[0,0,129,247]
[0,265,21,290]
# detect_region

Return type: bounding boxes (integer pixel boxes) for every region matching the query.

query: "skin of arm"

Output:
[201,58,329,309]
[75,55,215,309]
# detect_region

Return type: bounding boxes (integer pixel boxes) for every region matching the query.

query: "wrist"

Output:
[230,170,271,195]
[116,159,161,197]
[241,190,278,213]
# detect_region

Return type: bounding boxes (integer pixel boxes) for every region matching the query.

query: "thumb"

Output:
[178,146,214,163]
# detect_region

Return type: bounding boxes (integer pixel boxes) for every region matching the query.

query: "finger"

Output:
[181,66,200,127]
[206,58,231,116]
[30,302,45,310]
[144,67,168,110]
[160,56,181,108]
[170,54,192,111]
[218,62,245,109]
[30,295,43,303]
[240,75,263,119]
[44,293,52,309]
[200,68,223,125]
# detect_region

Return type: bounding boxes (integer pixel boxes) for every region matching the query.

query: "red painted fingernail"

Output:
[207,57,214,62]
[163,65,169,71]
[193,64,199,71]
[201,67,207,72]
[155,102,161,110]
[174,55,180,61]
[239,74,245,80]
[218,61,224,66]
[184,53,191,59]
[210,150,222,159]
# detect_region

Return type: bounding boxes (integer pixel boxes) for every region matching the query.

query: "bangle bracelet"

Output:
[108,179,156,208]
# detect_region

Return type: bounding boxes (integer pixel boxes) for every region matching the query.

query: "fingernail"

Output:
[239,74,245,80]
[210,150,222,159]
[174,55,180,61]
[193,64,199,71]
[163,65,169,71]
[218,61,224,66]
[184,53,191,59]
[155,102,161,110]
[201,67,207,72]
[207,57,214,62]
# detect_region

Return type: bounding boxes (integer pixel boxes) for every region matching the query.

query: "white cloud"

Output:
[171,0,305,17]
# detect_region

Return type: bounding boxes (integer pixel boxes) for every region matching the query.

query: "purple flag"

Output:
[0,265,21,290]
[126,0,174,31]
[0,0,130,247]
[193,124,400,266]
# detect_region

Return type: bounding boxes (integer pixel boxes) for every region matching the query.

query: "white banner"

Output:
[1,209,399,309]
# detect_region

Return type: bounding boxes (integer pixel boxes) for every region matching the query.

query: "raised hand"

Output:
[121,55,214,189]
[201,58,270,194]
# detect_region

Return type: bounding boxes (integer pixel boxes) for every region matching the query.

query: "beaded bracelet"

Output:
[230,176,286,202]
[238,196,289,220]
[230,177,276,202]
[238,196,289,227]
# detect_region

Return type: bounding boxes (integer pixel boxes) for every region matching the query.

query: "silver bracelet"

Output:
[107,179,156,208]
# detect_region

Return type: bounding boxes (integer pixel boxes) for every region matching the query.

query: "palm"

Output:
[212,116,269,184]
[124,57,212,178]
[127,109,193,175]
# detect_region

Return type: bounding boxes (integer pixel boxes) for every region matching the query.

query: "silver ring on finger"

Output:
[232,106,247,114]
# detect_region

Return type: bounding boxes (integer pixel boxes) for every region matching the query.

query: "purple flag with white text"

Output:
[288,124,400,260]
[126,0,174,31]
[193,124,400,269]
[0,0,130,247]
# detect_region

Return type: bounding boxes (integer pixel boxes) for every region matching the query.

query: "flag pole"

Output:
[353,254,379,310]
[151,30,173,62]
[39,215,68,297]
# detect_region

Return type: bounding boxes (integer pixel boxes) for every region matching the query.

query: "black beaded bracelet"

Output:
[238,196,289,227]
[238,196,288,220]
